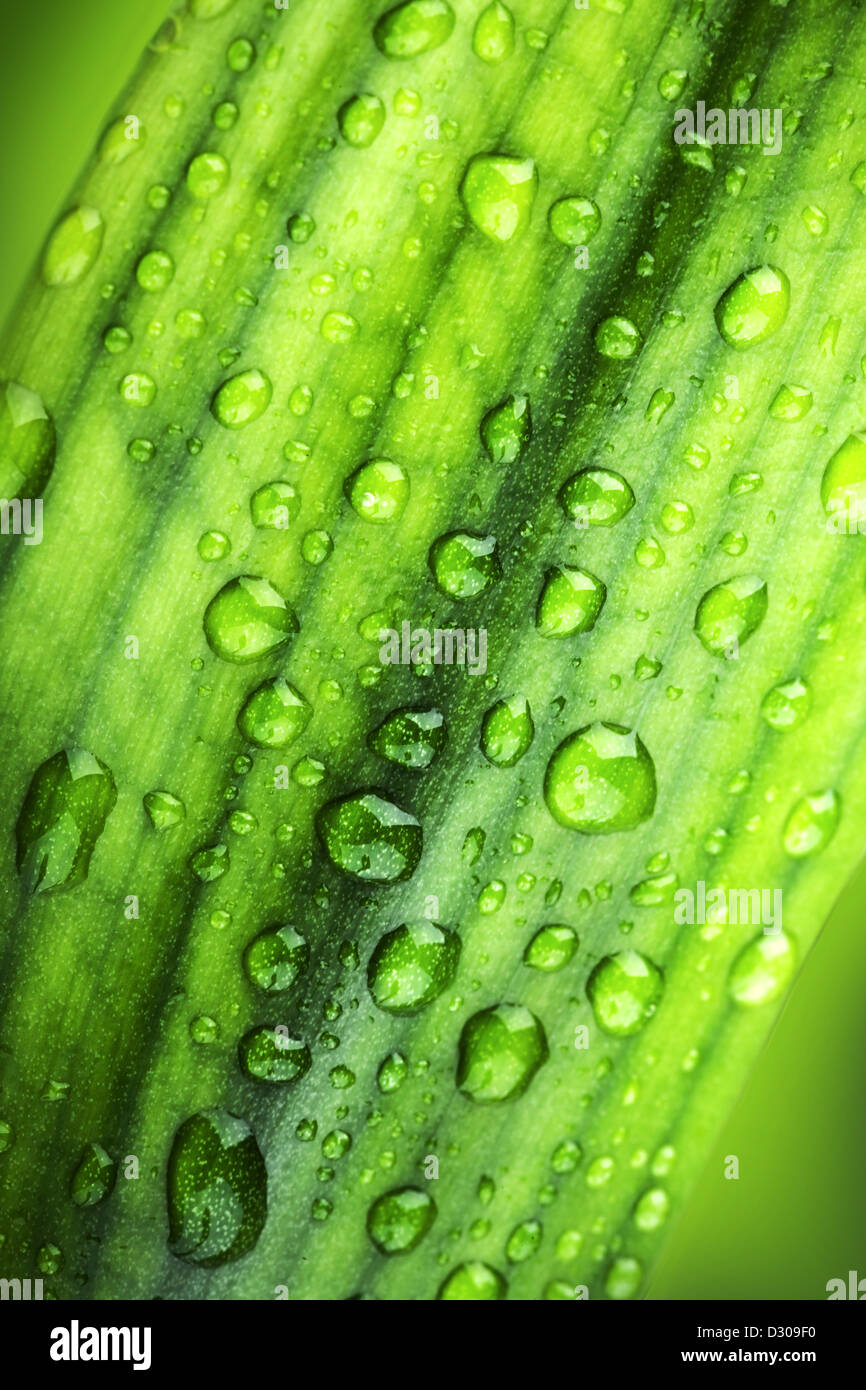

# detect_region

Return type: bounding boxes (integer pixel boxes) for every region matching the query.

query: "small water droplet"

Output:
[460,154,537,242]
[715,265,790,350]
[587,950,663,1036]
[42,206,104,287]
[544,723,656,834]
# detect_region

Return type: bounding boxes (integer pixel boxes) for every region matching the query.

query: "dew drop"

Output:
[367,920,460,1014]
[437,1261,507,1299]
[536,565,606,637]
[167,1110,266,1267]
[728,930,797,1006]
[694,575,767,657]
[460,154,538,242]
[41,206,104,287]
[211,369,272,428]
[338,93,385,147]
[544,722,656,834]
[457,1003,548,1103]
[472,2,515,63]
[374,1,456,59]
[524,924,578,972]
[369,706,446,768]
[0,380,56,499]
[586,950,663,1037]
[366,1186,437,1253]
[480,695,533,767]
[548,195,601,247]
[203,575,298,663]
[715,265,790,350]
[429,530,501,598]
[238,1026,311,1083]
[16,748,117,894]
[316,791,422,882]
[346,458,409,522]
[481,393,531,463]
[559,467,635,527]
[782,790,840,857]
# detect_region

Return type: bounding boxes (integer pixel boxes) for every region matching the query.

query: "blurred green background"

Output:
[1,0,863,1301]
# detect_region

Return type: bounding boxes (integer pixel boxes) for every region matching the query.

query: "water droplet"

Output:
[212,100,239,130]
[226,36,256,72]
[728,930,797,1006]
[536,565,606,637]
[190,1014,220,1045]
[143,788,186,830]
[374,1,455,59]
[346,458,409,521]
[136,249,175,292]
[237,677,310,748]
[481,393,531,463]
[0,380,56,498]
[544,722,656,834]
[369,706,446,768]
[119,372,157,407]
[42,206,104,287]
[559,467,635,527]
[367,920,460,1014]
[694,575,767,657]
[99,117,146,164]
[480,695,534,766]
[320,310,358,343]
[302,529,333,565]
[760,676,810,730]
[189,842,229,882]
[821,433,866,530]
[604,1255,642,1300]
[0,1120,14,1153]
[782,790,840,857]
[457,1003,548,1103]
[238,1026,311,1083]
[203,575,298,662]
[715,265,790,350]
[473,2,515,62]
[167,1109,267,1266]
[16,748,117,894]
[633,1186,670,1231]
[548,195,601,246]
[322,1129,351,1160]
[338,93,386,147]
[316,791,422,882]
[249,480,300,531]
[197,530,231,562]
[594,316,642,359]
[243,924,309,993]
[211,369,272,428]
[460,154,537,242]
[587,950,663,1036]
[658,69,688,101]
[429,530,501,598]
[438,1261,507,1299]
[524,924,578,972]
[187,151,230,198]
[377,1051,409,1092]
[506,1219,542,1263]
[769,383,812,421]
[70,1143,116,1207]
[366,1186,437,1253]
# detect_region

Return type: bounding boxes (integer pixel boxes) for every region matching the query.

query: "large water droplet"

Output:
[250,481,300,530]
[437,1261,507,1299]
[481,394,531,463]
[16,748,117,894]
[167,1109,267,1267]
[346,458,409,521]
[374,1,454,57]
[760,676,810,731]
[367,920,460,1013]
[369,706,446,768]
[715,265,790,349]
[429,531,501,598]
[544,723,656,834]
[316,791,422,882]
[237,677,310,747]
[70,1143,116,1207]
[587,950,663,1036]
[524,923,578,972]
[480,695,534,766]
[457,1003,548,1102]
[366,1186,437,1253]
[472,2,515,63]
[187,151,230,198]
[98,117,146,165]
[203,576,298,663]
[821,434,866,531]
[548,195,601,247]
[243,924,309,993]
[338,93,386,147]
[41,207,104,287]
[559,467,635,527]
[0,380,56,499]
[460,154,538,242]
[728,930,797,1005]
[536,565,606,637]
[238,1026,311,1083]
[694,575,767,657]
[594,316,642,359]
[782,790,840,857]
[210,369,272,428]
